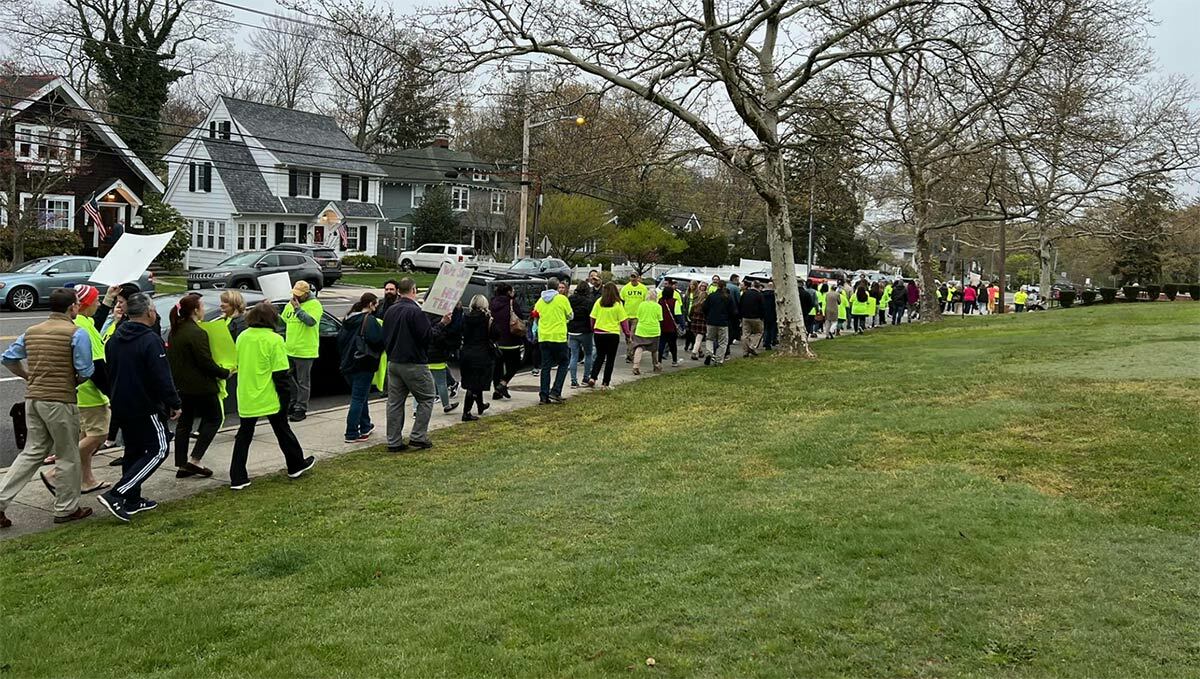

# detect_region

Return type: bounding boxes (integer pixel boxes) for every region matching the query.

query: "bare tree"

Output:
[186,49,272,107]
[249,14,322,110]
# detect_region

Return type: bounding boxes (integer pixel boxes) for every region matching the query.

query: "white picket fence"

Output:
[472,258,807,283]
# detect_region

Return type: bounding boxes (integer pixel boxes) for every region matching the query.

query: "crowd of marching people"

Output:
[0,267,1006,529]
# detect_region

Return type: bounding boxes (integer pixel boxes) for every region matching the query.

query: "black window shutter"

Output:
[359,226,368,251]
[361,177,369,202]
[341,175,350,201]
[274,223,285,244]
[188,162,196,191]
[298,223,308,244]
[220,121,231,140]
[288,169,297,197]
[208,121,216,138]
[312,172,321,199]
[202,163,213,192]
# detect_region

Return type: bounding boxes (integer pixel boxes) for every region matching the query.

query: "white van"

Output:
[398,244,477,272]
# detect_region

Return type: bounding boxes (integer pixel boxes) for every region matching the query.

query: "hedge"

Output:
[1058,290,1076,308]
[1081,290,1097,305]
[1163,283,1178,301]
[1144,284,1161,302]
[1190,285,1200,301]
[340,254,395,270]
[0,228,83,263]
[1121,285,1141,302]
[1099,288,1117,304]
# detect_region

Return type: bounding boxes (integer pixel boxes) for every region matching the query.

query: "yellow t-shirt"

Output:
[235,327,290,418]
[634,302,663,338]
[590,299,629,334]
[533,293,573,343]
[74,315,108,407]
[620,282,648,316]
[281,298,322,358]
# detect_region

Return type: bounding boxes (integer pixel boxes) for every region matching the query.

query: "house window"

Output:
[451,186,469,212]
[472,171,488,182]
[208,120,231,140]
[411,184,425,208]
[191,220,201,248]
[21,194,74,230]
[206,221,216,249]
[13,125,79,164]
[237,223,245,250]
[344,225,359,250]
[490,192,506,214]
[217,221,227,251]
[256,222,269,249]
[189,163,212,192]
[292,170,313,198]
[282,224,298,244]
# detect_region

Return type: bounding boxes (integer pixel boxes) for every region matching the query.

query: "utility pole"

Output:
[509,63,548,260]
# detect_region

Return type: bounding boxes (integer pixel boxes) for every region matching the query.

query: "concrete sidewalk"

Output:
[0,339,729,540]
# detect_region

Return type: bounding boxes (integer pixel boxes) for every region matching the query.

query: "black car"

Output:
[151,290,349,405]
[187,251,325,292]
[269,244,343,285]
[506,257,573,282]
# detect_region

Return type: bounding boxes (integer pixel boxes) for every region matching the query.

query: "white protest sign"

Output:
[969,272,981,286]
[258,272,294,301]
[89,232,176,286]
[421,261,472,316]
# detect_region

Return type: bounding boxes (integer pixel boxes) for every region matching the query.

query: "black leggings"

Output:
[463,390,487,414]
[175,392,223,466]
[493,347,523,386]
[230,410,305,486]
[590,333,620,385]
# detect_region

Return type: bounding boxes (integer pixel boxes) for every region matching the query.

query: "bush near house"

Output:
[340,254,395,270]
[140,195,190,270]
[1162,283,1177,301]
[1058,290,1076,308]
[1190,285,1200,300]
[1120,285,1141,301]
[1081,290,1097,305]
[1099,288,1118,303]
[0,227,82,263]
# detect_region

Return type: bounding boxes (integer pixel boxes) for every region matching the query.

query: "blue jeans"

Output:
[567,333,594,385]
[344,371,374,439]
[539,341,570,400]
[415,367,451,414]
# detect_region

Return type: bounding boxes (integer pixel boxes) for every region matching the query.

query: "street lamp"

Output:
[517,114,586,258]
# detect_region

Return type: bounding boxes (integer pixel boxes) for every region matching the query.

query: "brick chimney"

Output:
[429,132,451,149]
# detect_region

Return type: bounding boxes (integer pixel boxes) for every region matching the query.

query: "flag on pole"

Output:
[83,196,107,241]
[336,219,349,248]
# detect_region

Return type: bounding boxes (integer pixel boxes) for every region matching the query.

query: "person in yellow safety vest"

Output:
[1014,286,1029,312]
[945,283,957,314]
[280,280,323,422]
[838,284,849,333]
[620,273,648,361]
[850,285,872,334]
[866,284,878,326]
[879,282,892,327]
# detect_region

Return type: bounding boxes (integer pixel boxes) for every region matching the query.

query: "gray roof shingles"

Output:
[202,139,282,214]
[279,197,384,219]
[221,97,386,176]
[379,146,517,190]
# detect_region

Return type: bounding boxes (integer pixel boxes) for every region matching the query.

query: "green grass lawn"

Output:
[2,305,1198,677]
[339,271,436,289]
[153,275,187,294]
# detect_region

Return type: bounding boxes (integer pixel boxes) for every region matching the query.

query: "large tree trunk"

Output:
[758,156,811,357]
[914,228,943,321]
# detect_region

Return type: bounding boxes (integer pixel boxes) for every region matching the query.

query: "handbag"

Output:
[815,312,826,322]
[508,298,526,335]
[352,313,381,364]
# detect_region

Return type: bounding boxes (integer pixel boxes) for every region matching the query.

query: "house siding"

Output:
[4,92,152,253]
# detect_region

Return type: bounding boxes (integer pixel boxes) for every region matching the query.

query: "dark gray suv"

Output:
[187,251,324,292]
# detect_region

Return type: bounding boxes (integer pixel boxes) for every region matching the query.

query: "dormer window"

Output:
[13,124,80,164]
[472,171,488,182]
[208,120,232,140]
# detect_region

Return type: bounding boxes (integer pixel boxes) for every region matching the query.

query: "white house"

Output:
[163,97,387,269]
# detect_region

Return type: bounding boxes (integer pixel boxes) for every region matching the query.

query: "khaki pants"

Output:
[0,400,81,517]
[741,319,764,355]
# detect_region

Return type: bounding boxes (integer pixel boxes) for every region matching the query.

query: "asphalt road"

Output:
[0,294,358,468]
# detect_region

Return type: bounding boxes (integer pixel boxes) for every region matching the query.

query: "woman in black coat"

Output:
[459,294,495,421]
[489,283,525,399]
[167,294,231,478]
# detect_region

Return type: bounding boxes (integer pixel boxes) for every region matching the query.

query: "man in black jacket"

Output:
[738,281,765,357]
[382,278,449,452]
[97,293,181,522]
[373,279,400,320]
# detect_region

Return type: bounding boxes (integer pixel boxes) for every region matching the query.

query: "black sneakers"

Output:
[288,456,317,479]
[128,498,158,515]
[97,492,130,522]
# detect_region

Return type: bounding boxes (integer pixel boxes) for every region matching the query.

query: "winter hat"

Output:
[74,284,99,308]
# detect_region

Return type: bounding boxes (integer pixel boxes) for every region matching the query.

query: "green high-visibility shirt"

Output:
[235,327,290,418]
[851,296,872,315]
[1014,290,1028,304]
[634,301,663,338]
[533,293,573,343]
[282,298,322,358]
[74,315,108,407]
[591,299,629,334]
[621,283,648,316]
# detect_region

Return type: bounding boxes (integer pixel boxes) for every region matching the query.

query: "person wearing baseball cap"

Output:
[281,280,322,421]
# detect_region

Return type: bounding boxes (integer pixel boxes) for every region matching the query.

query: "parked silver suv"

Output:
[187,251,324,291]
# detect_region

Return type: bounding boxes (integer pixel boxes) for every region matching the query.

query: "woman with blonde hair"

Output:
[219,289,248,339]
[458,294,495,420]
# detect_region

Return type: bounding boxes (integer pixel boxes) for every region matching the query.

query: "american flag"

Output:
[335,219,349,248]
[83,196,107,241]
